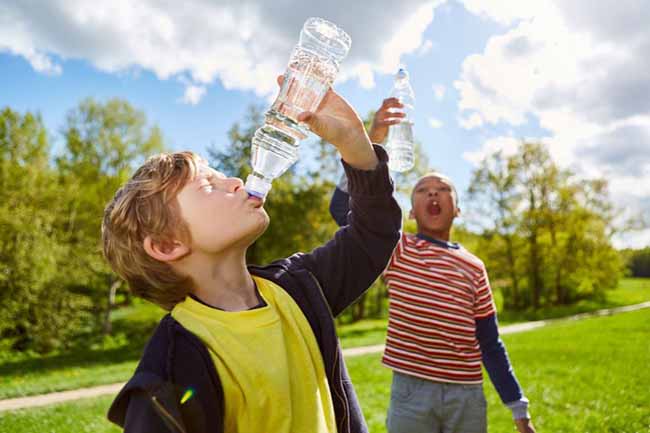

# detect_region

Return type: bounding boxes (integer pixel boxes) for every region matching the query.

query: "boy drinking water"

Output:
[103,80,401,433]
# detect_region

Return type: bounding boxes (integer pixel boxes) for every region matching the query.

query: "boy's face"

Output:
[175,164,269,254]
[409,175,459,240]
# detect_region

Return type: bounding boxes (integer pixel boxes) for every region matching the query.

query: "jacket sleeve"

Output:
[122,390,180,433]
[476,314,530,420]
[329,183,351,227]
[290,145,402,316]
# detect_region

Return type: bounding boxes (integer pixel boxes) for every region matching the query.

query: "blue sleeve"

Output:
[329,186,351,227]
[476,314,530,419]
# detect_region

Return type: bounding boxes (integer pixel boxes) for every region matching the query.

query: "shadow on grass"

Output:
[0,316,159,379]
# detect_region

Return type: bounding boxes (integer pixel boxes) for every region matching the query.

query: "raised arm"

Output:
[329,174,351,227]
[294,145,400,315]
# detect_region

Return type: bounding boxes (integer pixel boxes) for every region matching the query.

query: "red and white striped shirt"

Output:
[382,233,496,384]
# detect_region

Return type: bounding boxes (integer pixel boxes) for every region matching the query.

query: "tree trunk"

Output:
[548,217,564,304]
[504,234,520,309]
[102,279,121,335]
[374,282,386,317]
[528,190,542,309]
[353,293,367,322]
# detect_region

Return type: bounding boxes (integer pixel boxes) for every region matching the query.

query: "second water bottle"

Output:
[385,68,415,173]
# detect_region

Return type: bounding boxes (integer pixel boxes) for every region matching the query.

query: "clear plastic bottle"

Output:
[245,18,351,197]
[385,68,415,172]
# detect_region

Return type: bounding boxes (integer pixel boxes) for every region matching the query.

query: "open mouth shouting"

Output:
[426,200,442,217]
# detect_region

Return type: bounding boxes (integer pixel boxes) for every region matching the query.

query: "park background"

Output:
[1,1,649,432]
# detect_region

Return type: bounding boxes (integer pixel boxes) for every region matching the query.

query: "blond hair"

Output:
[102,151,202,310]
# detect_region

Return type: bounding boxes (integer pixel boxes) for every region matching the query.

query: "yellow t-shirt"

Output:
[171,276,337,433]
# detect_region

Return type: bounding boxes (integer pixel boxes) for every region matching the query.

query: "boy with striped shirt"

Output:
[329,98,536,433]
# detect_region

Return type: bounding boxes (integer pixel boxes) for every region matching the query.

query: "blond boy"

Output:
[104,83,401,433]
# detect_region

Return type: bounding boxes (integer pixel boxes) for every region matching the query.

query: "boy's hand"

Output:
[515,418,536,433]
[277,76,378,170]
[368,97,405,144]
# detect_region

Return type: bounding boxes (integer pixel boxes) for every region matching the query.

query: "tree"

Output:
[467,141,624,310]
[624,248,650,277]
[467,151,524,309]
[0,108,91,351]
[56,98,165,335]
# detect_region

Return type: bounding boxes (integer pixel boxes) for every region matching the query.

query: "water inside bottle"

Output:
[386,120,415,172]
[266,47,337,140]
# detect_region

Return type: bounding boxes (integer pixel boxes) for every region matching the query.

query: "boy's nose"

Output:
[224,177,244,192]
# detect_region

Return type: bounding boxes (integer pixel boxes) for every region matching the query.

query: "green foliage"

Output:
[0,108,89,352]
[56,98,165,335]
[0,99,164,353]
[467,142,624,310]
[623,247,650,277]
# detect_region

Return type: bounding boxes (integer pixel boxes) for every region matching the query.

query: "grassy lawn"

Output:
[0,395,120,433]
[351,308,650,432]
[2,308,648,433]
[0,278,648,400]
[0,300,164,400]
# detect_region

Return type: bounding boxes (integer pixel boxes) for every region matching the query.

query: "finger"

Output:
[297,111,322,135]
[381,119,403,126]
[381,98,404,110]
[297,111,312,123]
[381,97,400,108]
[276,74,284,86]
[376,111,405,123]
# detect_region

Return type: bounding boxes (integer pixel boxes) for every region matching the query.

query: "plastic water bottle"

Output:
[245,18,351,197]
[385,68,415,172]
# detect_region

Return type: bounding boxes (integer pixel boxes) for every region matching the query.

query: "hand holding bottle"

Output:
[384,67,415,172]
[368,97,405,144]
[293,79,378,171]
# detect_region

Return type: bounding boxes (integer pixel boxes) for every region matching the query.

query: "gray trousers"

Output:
[386,371,488,433]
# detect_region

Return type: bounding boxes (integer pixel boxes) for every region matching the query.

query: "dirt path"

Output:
[2,301,648,413]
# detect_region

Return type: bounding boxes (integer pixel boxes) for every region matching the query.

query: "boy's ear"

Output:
[143,236,190,262]
[454,207,461,218]
[409,208,415,220]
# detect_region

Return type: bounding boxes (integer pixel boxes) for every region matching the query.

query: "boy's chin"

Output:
[246,218,270,243]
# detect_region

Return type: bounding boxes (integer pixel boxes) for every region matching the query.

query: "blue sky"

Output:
[1,0,648,247]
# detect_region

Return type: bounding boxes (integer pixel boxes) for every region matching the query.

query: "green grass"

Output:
[495,277,650,324]
[349,308,650,433]
[0,278,647,400]
[0,396,120,433]
[338,319,388,349]
[3,308,648,433]
[0,300,164,400]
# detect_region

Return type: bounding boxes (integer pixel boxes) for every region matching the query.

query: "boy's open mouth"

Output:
[426,201,441,216]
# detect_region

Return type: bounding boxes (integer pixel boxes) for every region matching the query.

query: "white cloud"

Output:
[432,83,445,101]
[181,84,207,105]
[458,112,483,130]
[0,0,446,97]
[417,40,434,56]
[428,117,443,129]
[462,135,524,166]
[456,0,650,247]
[460,0,544,25]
